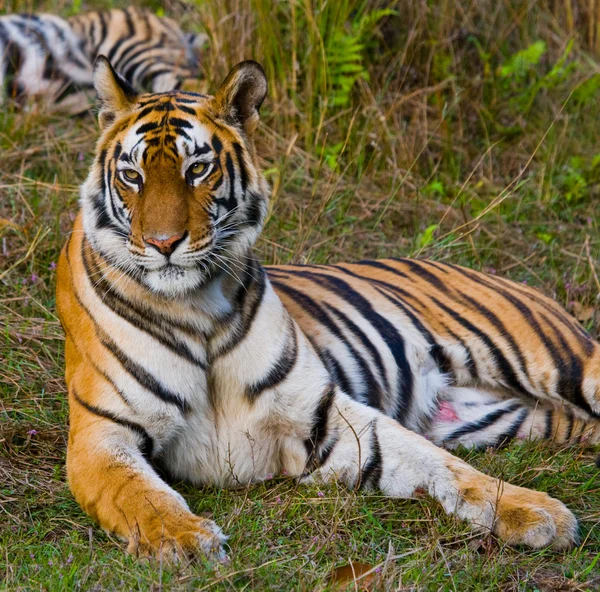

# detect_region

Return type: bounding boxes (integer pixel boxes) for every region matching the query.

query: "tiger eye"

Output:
[190,162,208,175]
[122,169,141,182]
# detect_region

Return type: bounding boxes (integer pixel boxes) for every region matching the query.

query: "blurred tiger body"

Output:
[0,7,204,113]
[57,57,599,560]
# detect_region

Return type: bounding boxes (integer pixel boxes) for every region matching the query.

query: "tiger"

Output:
[0,7,205,114]
[55,55,600,561]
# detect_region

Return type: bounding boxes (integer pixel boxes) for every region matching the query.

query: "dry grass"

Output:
[1,0,600,590]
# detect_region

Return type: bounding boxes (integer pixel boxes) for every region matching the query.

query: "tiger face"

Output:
[81,56,269,296]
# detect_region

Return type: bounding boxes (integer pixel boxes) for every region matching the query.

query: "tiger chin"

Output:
[56,55,600,562]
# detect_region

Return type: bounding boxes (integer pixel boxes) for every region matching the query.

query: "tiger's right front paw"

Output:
[128,513,228,563]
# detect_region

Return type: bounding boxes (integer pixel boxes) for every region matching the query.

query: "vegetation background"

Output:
[1,0,600,589]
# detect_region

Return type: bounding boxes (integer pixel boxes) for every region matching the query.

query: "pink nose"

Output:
[143,232,185,255]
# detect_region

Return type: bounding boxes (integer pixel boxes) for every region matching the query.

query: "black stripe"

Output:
[279,271,414,424]
[136,121,159,134]
[193,142,212,156]
[210,260,266,359]
[244,191,265,228]
[169,116,193,130]
[246,319,298,401]
[114,38,150,72]
[353,259,409,278]
[323,303,386,409]
[141,67,174,88]
[320,348,354,397]
[373,285,454,381]
[175,95,208,104]
[443,324,479,380]
[135,105,158,122]
[106,37,128,63]
[121,40,164,80]
[544,409,554,440]
[97,11,108,53]
[270,279,370,400]
[329,266,459,380]
[174,103,197,116]
[496,407,529,446]
[400,259,448,291]
[456,290,532,387]
[72,388,153,459]
[315,433,340,470]
[564,412,574,441]
[324,302,390,392]
[539,313,593,415]
[212,134,223,156]
[99,330,189,413]
[304,383,336,471]
[232,142,248,194]
[445,402,521,441]
[69,245,189,415]
[430,296,532,398]
[359,422,382,490]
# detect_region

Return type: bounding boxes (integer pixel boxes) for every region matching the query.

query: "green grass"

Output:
[1,0,600,590]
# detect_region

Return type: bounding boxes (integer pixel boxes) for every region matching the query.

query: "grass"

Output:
[1,0,600,589]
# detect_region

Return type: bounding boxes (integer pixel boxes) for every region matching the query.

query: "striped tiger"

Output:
[0,7,204,113]
[56,56,600,560]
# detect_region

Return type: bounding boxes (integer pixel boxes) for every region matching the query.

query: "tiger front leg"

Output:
[67,389,226,562]
[300,388,578,550]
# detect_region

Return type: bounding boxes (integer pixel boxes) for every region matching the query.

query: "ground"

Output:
[1,0,599,590]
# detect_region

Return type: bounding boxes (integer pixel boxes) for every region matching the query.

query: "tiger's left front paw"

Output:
[493,486,579,550]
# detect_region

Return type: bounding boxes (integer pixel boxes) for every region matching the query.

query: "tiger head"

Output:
[81,56,269,297]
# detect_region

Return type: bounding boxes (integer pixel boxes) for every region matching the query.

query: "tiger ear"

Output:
[93,56,138,130]
[214,61,267,135]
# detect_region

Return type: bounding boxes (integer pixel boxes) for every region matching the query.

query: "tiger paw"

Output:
[128,514,228,562]
[492,486,579,550]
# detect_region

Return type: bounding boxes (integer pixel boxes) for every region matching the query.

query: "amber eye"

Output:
[121,169,141,183]
[189,162,209,177]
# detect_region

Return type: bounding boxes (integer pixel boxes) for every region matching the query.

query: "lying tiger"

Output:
[0,7,204,113]
[56,56,600,560]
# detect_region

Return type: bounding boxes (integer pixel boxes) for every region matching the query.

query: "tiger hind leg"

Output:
[426,386,600,449]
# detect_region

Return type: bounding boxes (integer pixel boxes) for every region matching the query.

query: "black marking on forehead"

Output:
[135,105,156,122]
[194,143,211,156]
[152,101,177,112]
[136,121,160,134]
[169,117,193,129]
[175,95,207,104]
[175,104,196,116]
[119,152,131,163]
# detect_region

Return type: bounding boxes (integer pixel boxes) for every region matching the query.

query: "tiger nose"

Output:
[143,232,186,255]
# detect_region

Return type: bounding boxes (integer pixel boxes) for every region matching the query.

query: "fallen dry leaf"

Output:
[329,562,379,591]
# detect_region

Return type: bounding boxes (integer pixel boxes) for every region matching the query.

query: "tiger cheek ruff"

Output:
[55,55,600,560]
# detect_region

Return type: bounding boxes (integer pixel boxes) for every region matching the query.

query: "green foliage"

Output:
[553,155,600,204]
[499,40,547,79]
[327,9,397,107]
[416,223,438,248]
